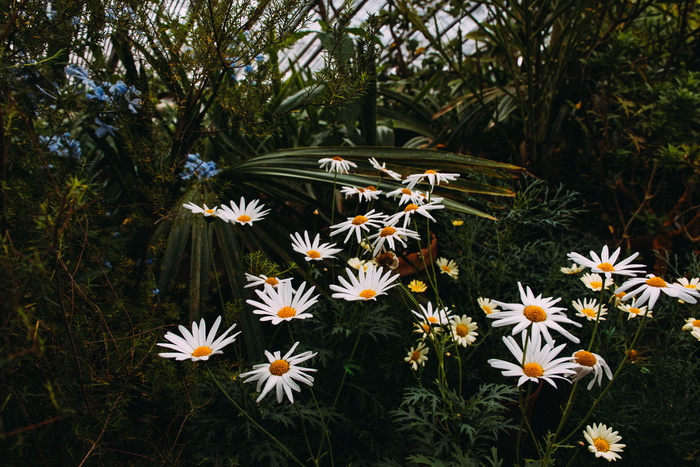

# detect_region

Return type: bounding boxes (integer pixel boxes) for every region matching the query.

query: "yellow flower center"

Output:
[523,362,544,378]
[269,359,290,376]
[427,316,439,324]
[404,204,419,212]
[523,305,547,322]
[192,346,213,358]
[380,226,397,237]
[359,289,377,299]
[574,350,597,367]
[615,291,626,298]
[410,350,422,361]
[646,276,667,287]
[366,185,377,191]
[593,438,610,452]
[482,305,493,315]
[692,319,700,327]
[352,215,368,225]
[278,306,296,318]
[424,169,437,174]
[456,324,468,337]
[307,250,321,259]
[629,307,641,315]
[408,280,427,292]
[237,214,252,222]
[420,323,431,333]
[441,265,452,273]
[332,156,343,161]
[205,209,215,214]
[685,284,697,289]
[265,277,279,285]
[581,308,597,318]
[597,262,615,272]
[590,281,602,289]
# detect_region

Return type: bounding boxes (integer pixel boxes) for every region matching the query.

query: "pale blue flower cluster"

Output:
[65,64,142,113]
[39,133,82,159]
[180,153,220,180]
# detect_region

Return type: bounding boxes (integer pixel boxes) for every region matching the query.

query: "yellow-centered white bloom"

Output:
[580,272,614,291]
[617,301,652,320]
[239,341,317,403]
[570,350,613,389]
[183,202,219,217]
[583,423,626,462]
[247,282,319,325]
[691,327,700,342]
[290,231,342,262]
[157,316,240,361]
[404,341,429,370]
[318,156,357,174]
[388,200,445,228]
[487,333,577,387]
[615,274,699,310]
[340,185,383,202]
[478,297,500,315]
[676,277,700,290]
[218,197,270,226]
[571,298,607,321]
[367,222,421,256]
[489,283,582,344]
[403,169,460,189]
[330,209,387,244]
[682,317,700,332]
[330,265,399,301]
[560,263,586,274]
[244,273,293,289]
[347,257,375,271]
[567,245,645,279]
[450,315,478,347]
[411,302,452,338]
[368,157,402,181]
[436,257,459,279]
[385,187,430,206]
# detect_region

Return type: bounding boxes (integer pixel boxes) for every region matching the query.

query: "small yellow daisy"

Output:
[408,280,428,293]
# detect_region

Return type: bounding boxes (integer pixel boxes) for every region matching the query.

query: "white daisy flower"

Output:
[388,200,445,228]
[617,301,652,320]
[157,316,240,361]
[583,423,626,462]
[318,156,357,174]
[246,281,319,325]
[340,185,383,202]
[368,157,402,181]
[560,263,586,274]
[330,209,387,244]
[691,327,700,342]
[239,341,317,403]
[450,315,479,347]
[682,317,700,332]
[489,282,582,344]
[183,202,219,217]
[290,231,342,262]
[580,272,614,291]
[385,187,429,206]
[330,265,399,301]
[571,298,607,321]
[218,197,270,226]
[677,277,700,290]
[404,341,429,370]
[436,257,459,279]
[570,350,613,390]
[403,169,460,189]
[347,257,375,271]
[487,332,577,387]
[367,222,421,256]
[615,274,699,310]
[244,273,293,289]
[567,245,645,279]
[411,302,452,327]
[478,297,500,315]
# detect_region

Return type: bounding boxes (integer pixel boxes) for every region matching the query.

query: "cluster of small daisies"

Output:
[162,156,469,403]
[481,245,699,461]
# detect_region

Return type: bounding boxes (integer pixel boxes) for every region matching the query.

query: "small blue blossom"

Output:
[95,118,117,138]
[87,86,109,101]
[152,288,160,296]
[109,80,128,96]
[180,153,220,180]
[102,261,112,269]
[39,133,82,159]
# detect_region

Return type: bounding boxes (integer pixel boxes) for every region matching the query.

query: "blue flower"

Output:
[95,118,117,138]
[87,86,110,101]
[180,153,220,180]
[39,133,82,159]
[109,80,128,96]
